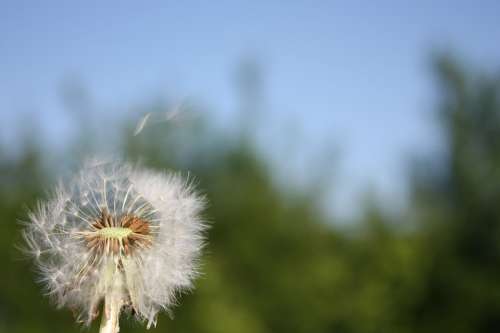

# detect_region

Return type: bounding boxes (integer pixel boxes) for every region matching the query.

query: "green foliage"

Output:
[408,56,500,332]
[1,56,500,332]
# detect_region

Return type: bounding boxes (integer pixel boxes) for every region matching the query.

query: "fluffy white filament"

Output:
[22,159,206,329]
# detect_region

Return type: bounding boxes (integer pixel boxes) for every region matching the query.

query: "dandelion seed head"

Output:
[23,158,206,328]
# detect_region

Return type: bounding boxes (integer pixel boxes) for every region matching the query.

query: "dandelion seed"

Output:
[133,113,151,136]
[165,101,184,121]
[22,159,206,333]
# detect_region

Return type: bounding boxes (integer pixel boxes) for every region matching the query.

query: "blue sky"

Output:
[1,1,500,217]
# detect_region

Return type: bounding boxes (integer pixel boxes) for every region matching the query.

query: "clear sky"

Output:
[1,1,500,218]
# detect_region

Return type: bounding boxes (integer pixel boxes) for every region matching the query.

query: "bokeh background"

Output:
[2,1,500,332]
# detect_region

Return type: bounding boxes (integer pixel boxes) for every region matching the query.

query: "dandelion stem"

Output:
[99,294,122,333]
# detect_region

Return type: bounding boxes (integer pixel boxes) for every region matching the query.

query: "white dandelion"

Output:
[22,158,206,333]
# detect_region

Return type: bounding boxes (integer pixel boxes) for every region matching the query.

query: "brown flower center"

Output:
[85,209,152,255]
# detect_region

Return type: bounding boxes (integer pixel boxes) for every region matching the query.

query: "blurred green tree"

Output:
[1,55,500,333]
[409,56,500,333]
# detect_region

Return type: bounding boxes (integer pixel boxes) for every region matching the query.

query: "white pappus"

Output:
[22,158,206,332]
